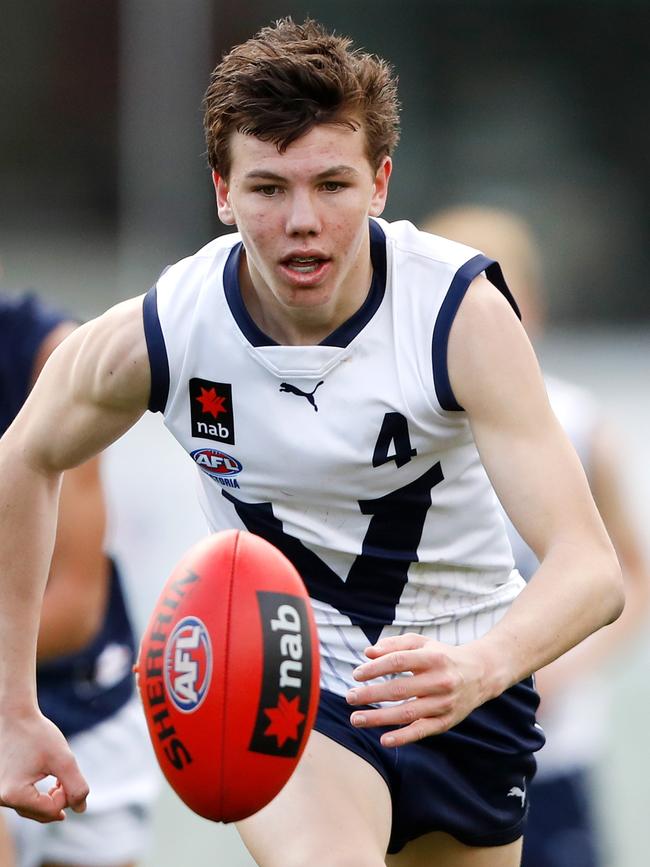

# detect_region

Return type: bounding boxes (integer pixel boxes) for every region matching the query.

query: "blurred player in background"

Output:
[0,19,624,867]
[424,205,650,867]
[0,291,159,867]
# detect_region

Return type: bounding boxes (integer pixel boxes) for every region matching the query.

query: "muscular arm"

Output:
[449,279,623,695]
[348,277,623,745]
[0,296,150,818]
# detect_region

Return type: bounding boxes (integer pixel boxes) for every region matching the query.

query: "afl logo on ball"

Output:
[164,616,212,713]
[191,448,242,478]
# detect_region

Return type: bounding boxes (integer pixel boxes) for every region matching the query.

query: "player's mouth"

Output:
[279,254,331,285]
[287,256,322,272]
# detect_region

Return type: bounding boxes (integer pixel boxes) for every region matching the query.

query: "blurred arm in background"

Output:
[0,811,16,867]
[532,415,650,705]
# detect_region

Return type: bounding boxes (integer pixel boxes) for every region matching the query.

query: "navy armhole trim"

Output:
[484,260,521,321]
[223,241,273,347]
[432,255,520,411]
[142,286,170,413]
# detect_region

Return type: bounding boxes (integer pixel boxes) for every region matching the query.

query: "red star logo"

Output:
[195,387,227,418]
[263,694,305,747]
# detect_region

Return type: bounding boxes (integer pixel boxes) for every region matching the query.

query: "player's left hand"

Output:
[345,633,488,747]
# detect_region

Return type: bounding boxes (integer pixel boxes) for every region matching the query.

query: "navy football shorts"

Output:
[314,679,545,855]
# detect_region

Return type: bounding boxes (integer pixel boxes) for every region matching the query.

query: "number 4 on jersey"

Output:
[372,412,417,468]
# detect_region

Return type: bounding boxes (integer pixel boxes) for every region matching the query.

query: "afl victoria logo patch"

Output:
[191,447,242,478]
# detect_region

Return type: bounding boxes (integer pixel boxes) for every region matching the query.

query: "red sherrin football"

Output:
[136,529,320,822]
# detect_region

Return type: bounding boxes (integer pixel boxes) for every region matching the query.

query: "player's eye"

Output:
[253,185,280,197]
[321,181,346,192]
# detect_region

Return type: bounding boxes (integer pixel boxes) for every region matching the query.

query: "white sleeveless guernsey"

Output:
[144,217,525,697]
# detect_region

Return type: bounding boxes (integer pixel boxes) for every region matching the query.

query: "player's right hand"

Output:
[0,709,89,823]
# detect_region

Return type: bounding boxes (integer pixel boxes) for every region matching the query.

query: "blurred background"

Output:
[1,2,648,866]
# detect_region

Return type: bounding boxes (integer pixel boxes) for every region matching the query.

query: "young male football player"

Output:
[0,18,623,867]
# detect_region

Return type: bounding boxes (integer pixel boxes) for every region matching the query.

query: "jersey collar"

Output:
[223,219,387,348]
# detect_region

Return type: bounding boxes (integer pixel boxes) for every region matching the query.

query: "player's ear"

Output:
[368,156,392,218]
[213,170,235,226]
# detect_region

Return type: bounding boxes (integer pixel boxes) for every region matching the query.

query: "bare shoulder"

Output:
[53,295,151,413]
[449,274,524,356]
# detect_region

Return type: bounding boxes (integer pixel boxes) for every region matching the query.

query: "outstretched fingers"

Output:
[349,696,457,744]
[350,634,458,697]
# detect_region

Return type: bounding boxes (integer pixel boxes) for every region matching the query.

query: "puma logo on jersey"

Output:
[507,785,526,807]
[279,381,324,412]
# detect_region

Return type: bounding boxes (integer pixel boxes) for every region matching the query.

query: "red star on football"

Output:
[195,387,227,418]
[263,694,305,748]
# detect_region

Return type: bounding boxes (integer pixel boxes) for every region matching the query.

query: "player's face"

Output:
[213,123,391,341]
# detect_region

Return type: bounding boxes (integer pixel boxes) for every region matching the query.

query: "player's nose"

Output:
[285,190,321,236]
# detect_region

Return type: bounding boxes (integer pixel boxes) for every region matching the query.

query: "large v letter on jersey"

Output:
[222,462,444,644]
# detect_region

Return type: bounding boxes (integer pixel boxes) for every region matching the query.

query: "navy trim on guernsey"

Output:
[142,285,170,413]
[223,219,388,348]
[432,255,521,412]
[485,260,521,318]
[322,219,387,347]
[315,680,544,855]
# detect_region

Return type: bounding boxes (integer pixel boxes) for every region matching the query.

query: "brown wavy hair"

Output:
[203,18,400,178]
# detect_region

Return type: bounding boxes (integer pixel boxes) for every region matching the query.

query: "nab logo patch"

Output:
[249,592,313,758]
[191,448,242,478]
[164,616,212,713]
[189,378,235,444]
